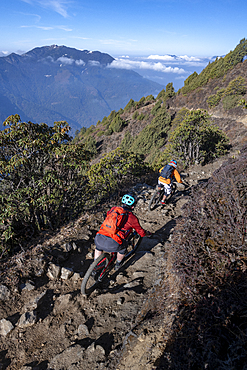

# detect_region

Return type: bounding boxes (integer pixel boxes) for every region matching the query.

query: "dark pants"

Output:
[94,234,127,255]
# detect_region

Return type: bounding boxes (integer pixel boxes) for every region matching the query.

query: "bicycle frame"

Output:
[96,252,116,281]
[96,231,141,275]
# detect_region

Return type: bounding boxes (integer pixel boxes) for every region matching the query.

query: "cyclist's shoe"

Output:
[160,200,166,205]
[146,231,153,238]
[115,260,122,271]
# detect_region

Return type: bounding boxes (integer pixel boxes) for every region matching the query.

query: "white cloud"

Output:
[147,55,177,62]
[75,59,85,66]
[88,60,100,66]
[57,56,74,64]
[52,57,86,66]
[109,59,185,74]
[21,0,70,18]
[147,54,205,63]
[20,24,72,31]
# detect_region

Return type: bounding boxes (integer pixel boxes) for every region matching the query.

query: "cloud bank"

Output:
[109,58,185,74]
[147,54,202,62]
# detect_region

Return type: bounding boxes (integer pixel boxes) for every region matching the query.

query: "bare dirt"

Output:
[0,151,237,370]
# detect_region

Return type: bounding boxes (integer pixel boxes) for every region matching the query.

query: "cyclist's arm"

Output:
[174,169,183,183]
[128,213,147,237]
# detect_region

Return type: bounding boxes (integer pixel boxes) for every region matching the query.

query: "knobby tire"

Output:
[148,189,162,211]
[81,253,109,296]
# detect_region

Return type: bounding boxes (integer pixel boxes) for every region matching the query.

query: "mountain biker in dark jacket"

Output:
[158,159,183,204]
[94,193,151,270]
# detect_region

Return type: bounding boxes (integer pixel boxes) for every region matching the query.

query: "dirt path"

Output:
[0,154,233,370]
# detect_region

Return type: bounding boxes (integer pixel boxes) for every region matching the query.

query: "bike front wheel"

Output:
[148,189,162,211]
[81,253,109,296]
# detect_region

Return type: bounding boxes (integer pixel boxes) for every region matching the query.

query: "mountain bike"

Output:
[81,231,142,296]
[148,183,177,211]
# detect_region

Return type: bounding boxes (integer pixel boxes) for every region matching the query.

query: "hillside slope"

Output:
[79,59,247,163]
[0,149,237,370]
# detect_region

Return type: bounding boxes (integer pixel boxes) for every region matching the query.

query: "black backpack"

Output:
[160,164,174,179]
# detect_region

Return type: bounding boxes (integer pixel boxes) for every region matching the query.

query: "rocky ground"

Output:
[0,152,237,370]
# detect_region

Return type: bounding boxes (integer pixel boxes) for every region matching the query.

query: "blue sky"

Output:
[1,0,246,57]
[1,0,247,90]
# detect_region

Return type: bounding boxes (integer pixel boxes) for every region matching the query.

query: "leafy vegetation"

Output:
[0,114,149,254]
[109,115,127,133]
[151,99,162,115]
[156,82,176,101]
[120,132,134,152]
[130,105,171,160]
[154,110,229,169]
[206,88,226,108]
[124,98,136,112]
[207,77,246,108]
[0,115,92,252]
[87,148,148,204]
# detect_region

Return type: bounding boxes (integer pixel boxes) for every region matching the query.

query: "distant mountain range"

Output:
[0,45,163,133]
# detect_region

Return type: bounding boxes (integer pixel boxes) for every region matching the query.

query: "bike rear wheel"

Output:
[148,189,162,211]
[166,183,177,203]
[81,253,109,296]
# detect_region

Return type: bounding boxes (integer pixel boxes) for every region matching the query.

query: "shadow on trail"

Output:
[97,235,163,294]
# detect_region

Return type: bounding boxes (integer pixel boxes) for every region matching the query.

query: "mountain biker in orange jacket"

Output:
[94,193,151,270]
[158,160,183,204]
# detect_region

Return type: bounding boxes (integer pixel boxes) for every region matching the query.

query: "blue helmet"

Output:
[122,193,136,207]
[168,159,177,168]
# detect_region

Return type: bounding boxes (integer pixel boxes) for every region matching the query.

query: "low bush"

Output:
[155,146,247,369]
[222,94,242,110]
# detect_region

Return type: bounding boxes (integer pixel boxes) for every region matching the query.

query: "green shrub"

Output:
[84,125,96,137]
[120,131,134,151]
[135,96,146,109]
[222,95,241,110]
[105,128,113,136]
[83,136,97,156]
[207,93,223,107]
[96,130,104,137]
[109,115,127,133]
[137,112,146,120]
[130,106,171,158]
[0,115,92,251]
[145,94,155,102]
[124,98,136,112]
[156,89,166,100]
[132,111,139,120]
[223,76,246,96]
[166,110,229,166]
[238,98,247,108]
[87,148,148,202]
[151,99,162,115]
[101,116,109,126]
[165,82,176,98]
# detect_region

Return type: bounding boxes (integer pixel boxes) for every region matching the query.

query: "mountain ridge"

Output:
[0,45,163,133]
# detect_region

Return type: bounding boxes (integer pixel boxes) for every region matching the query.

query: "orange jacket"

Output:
[158,167,182,184]
[97,207,146,244]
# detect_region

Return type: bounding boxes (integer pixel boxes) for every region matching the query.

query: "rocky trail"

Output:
[0,154,234,370]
